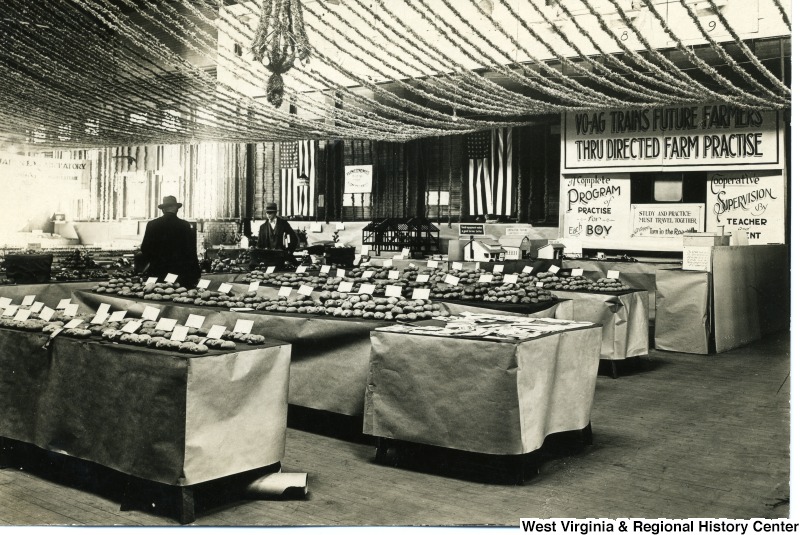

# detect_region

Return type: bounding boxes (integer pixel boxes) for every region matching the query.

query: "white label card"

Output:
[608,270,620,280]
[416,274,430,283]
[385,285,403,298]
[97,303,111,316]
[493,264,504,274]
[155,318,177,332]
[218,283,232,294]
[121,320,141,334]
[382,259,393,267]
[402,248,411,257]
[320,265,331,274]
[164,273,178,283]
[357,284,375,296]
[427,260,438,268]
[479,274,494,283]
[278,286,293,297]
[196,279,211,289]
[0,297,12,309]
[388,270,400,280]
[13,309,31,322]
[266,266,276,274]
[361,245,370,256]
[335,222,345,230]
[444,274,460,286]
[353,255,362,266]
[536,282,545,288]
[21,295,35,306]
[63,304,79,317]
[185,314,205,329]
[503,274,519,284]
[296,265,307,274]
[145,277,158,285]
[110,310,127,322]
[39,306,55,322]
[64,318,83,329]
[412,288,431,300]
[170,326,189,342]
[336,269,346,278]
[548,264,561,274]
[90,313,108,325]
[141,306,160,321]
[206,325,226,340]
[233,319,254,334]
[522,266,534,274]
[452,262,463,271]
[30,302,44,313]
[337,281,354,293]
[361,270,375,279]
[571,268,584,277]
[55,298,70,309]
[248,281,261,292]
[392,255,403,260]
[298,285,314,296]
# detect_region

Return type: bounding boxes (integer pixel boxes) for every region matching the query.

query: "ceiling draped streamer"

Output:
[0,0,789,149]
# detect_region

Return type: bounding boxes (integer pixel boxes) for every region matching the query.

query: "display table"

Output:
[0,328,291,523]
[363,324,602,457]
[0,281,102,311]
[654,244,789,354]
[549,289,649,374]
[438,298,573,319]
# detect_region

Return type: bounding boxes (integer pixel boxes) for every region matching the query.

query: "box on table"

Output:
[682,233,730,247]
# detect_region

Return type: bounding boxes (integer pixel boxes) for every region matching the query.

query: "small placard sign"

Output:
[361,270,375,279]
[278,286,293,297]
[571,268,584,277]
[248,281,261,292]
[90,313,108,325]
[39,306,55,322]
[21,295,35,306]
[206,325,226,340]
[492,264,504,274]
[452,262,463,271]
[110,310,127,322]
[412,288,431,300]
[385,285,403,298]
[522,266,534,274]
[145,277,158,285]
[503,274,519,284]
[30,302,44,313]
[444,274,460,286]
[336,269,346,278]
[416,274,430,283]
[155,318,177,332]
[185,314,205,329]
[55,298,70,310]
[233,319,254,334]
[196,279,211,289]
[298,285,314,296]
[320,265,331,274]
[427,260,438,268]
[296,265,307,274]
[170,326,189,342]
[121,321,141,334]
[63,304,79,317]
[607,270,620,280]
[64,318,83,329]
[164,273,178,283]
[141,306,160,321]
[265,266,276,274]
[388,270,400,280]
[357,283,375,295]
[548,265,561,274]
[337,281,354,293]
[218,283,233,294]
[479,274,493,283]
[13,309,31,322]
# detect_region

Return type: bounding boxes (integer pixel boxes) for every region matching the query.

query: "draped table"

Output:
[0,328,291,523]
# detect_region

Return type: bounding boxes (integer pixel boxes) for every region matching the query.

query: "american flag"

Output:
[466,128,513,216]
[280,140,316,217]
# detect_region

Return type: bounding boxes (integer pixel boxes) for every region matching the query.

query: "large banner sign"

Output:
[0,153,91,181]
[562,174,630,243]
[706,170,785,244]
[563,103,783,172]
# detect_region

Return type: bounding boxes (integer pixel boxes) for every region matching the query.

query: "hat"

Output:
[158,195,182,209]
[265,202,278,213]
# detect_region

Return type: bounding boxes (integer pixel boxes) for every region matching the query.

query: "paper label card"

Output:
[571,268,584,277]
[206,325,226,340]
[39,306,55,322]
[335,222,346,230]
[145,277,158,285]
[522,266,534,274]
[3,305,19,317]
[452,262,463,271]
[392,255,403,260]
[353,255,362,266]
[388,270,400,280]
[385,285,403,298]
[122,321,142,334]
[13,309,31,322]
[337,281,354,293]
[185,314,205,329]
[266,266,276,274]
[64,318,83,329]
[90,313,109,325]
[536,282,545,288]
[336,269,346,278]
[109,310,127,322]
[55,298,70,310]
[479,274,494,283]
[548,264,561,274]
[357,283,375,295]
[0,297,13,309]
[218,283,233,294]
[170,325,189,342]
[141,306,160,321]
[493,264,504,274]
[320,265,331,274]
[503,274,519,284]
[381,259,392,268]
[155,318,177,332]
[412,288,431,300]
[444,274,460,286]
[278,286,293,297]
[296,265,307,273]
[298,285,314,296]
[97,303,111,316]
[233,319,254,334]
[30,302,44,313]
[63,304,79,317]
[164,273,178,283]
[427,260,438,268]
[21,295,35,306]
[416,274,430,283]
[608,270,620,279]
[196,279,211,289]
[248,281,261,292]
[402,248,411,257]
[361,245,370,256]
[361,270,375,279]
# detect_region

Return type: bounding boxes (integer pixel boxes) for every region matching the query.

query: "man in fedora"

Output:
[139,195,201,287]
[257,202,298,254]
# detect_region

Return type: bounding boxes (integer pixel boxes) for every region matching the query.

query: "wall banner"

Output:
[631,204,705,238]
[562,103,783,172]
[343,165,373,194]
[706,170,785,244]
[561,174,630,243]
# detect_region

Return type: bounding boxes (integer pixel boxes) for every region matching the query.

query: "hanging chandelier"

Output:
[250,0,311,108]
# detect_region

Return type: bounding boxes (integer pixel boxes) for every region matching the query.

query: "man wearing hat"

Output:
[139,195,201,287]
[257,202,298,253]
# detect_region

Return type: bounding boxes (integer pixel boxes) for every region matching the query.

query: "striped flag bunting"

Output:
[280,140,316,217]
[466,128,513,216]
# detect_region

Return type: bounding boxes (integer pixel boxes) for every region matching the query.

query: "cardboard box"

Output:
[683,233,730,247]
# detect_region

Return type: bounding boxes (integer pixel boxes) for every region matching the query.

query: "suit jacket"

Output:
[140,213,201,287]
[257,217,298,252]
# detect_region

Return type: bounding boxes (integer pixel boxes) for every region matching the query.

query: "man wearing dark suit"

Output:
[140,195,201,287]
[257,202,299,253]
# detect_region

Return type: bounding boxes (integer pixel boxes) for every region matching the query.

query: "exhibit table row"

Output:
[0,328,291,523]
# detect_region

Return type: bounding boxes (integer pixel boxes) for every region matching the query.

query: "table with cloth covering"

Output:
[548,289,649,375]
[363,323,602,459]
[72,290,566,415]
[0,328,291,523]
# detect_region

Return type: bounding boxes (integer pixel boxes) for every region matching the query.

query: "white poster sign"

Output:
[562,174,630,244]
[343,165,373,194]
[631,204,705,238]
[706,171,784,244]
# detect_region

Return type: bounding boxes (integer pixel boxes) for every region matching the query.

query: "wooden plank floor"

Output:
[0,331,790,526]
